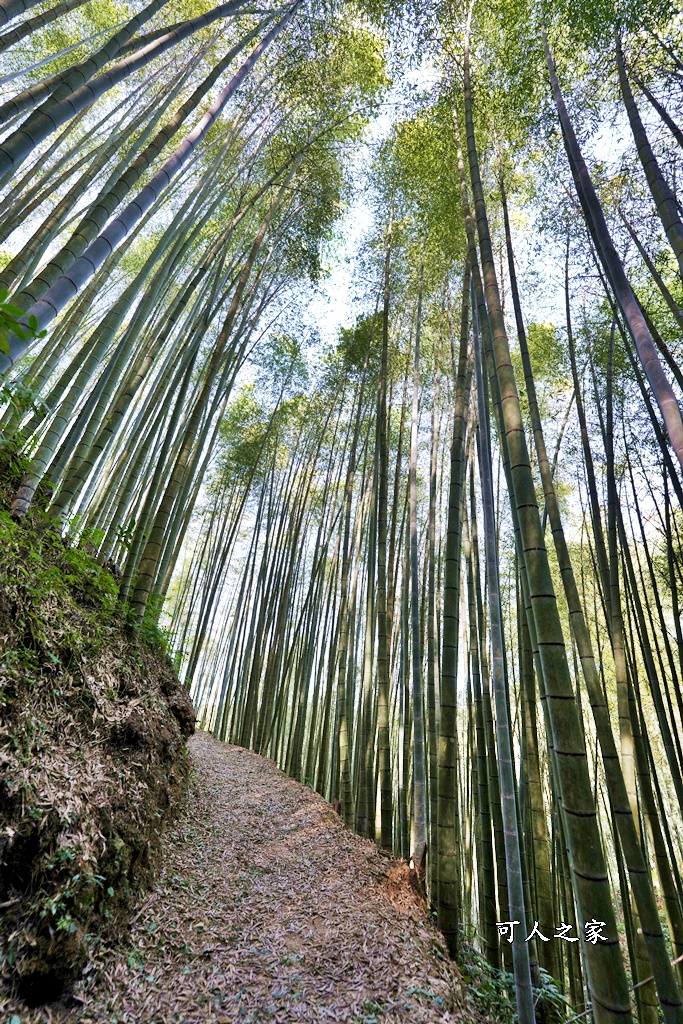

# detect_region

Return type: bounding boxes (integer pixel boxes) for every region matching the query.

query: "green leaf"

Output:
[1,302,27,317]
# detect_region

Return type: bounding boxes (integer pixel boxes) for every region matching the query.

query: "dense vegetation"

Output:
[1,0,683,1021]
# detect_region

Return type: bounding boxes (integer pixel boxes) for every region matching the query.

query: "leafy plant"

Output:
[0,381,47,416]
[0,289,47,358]
[115,518,137,550]
[133,593,174,653]
[460,944,572,1024]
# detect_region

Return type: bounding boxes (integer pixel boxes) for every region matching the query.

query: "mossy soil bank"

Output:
[0,449,194,1006]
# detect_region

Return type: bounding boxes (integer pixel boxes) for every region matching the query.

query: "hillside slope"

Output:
[0,457,194,1006]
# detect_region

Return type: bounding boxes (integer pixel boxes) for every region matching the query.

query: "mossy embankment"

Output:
[0,449,194,1007]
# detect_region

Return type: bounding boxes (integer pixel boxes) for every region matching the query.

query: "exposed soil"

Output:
[0,638,194,1005]
[2,730,479,1023]
[0,465,195,1005]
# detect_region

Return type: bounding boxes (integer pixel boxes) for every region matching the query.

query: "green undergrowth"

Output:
[0,445,195,1008]
[459,942,571,1023]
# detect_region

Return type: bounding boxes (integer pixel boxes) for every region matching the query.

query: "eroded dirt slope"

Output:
[4,730,479,1023]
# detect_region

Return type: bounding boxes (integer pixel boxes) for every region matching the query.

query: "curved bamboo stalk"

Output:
[377,214,393,850]
[0,0,90,52]
[502,180,683,1017]
[436,264,470,955]
[543,28,683,478]
[0,0,44,25]
[0,0,250,178]
[616,38,683,279]
[0,0,174,140]
[9,22,270,315]
[472,223,534,1024]
[465,19,633,1021]
[409,251,427,877]
[1,8,298,388]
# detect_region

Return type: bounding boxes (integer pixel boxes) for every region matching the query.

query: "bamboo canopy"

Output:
[2,0,683,1019]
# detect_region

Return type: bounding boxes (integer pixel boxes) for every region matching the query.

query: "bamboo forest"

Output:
[3,0,683,1022]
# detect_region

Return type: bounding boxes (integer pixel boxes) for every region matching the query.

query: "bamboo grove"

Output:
[1,0,683,1022]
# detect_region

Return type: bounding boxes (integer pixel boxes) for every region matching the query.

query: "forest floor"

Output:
[4,730,479,1024]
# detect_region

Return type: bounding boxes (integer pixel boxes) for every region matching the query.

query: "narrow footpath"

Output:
[7,731,475,1024]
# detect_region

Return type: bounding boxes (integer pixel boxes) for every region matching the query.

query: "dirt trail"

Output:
[5,730,476,1023]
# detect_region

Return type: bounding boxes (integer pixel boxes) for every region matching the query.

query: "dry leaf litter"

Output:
[3,730,483,1023]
